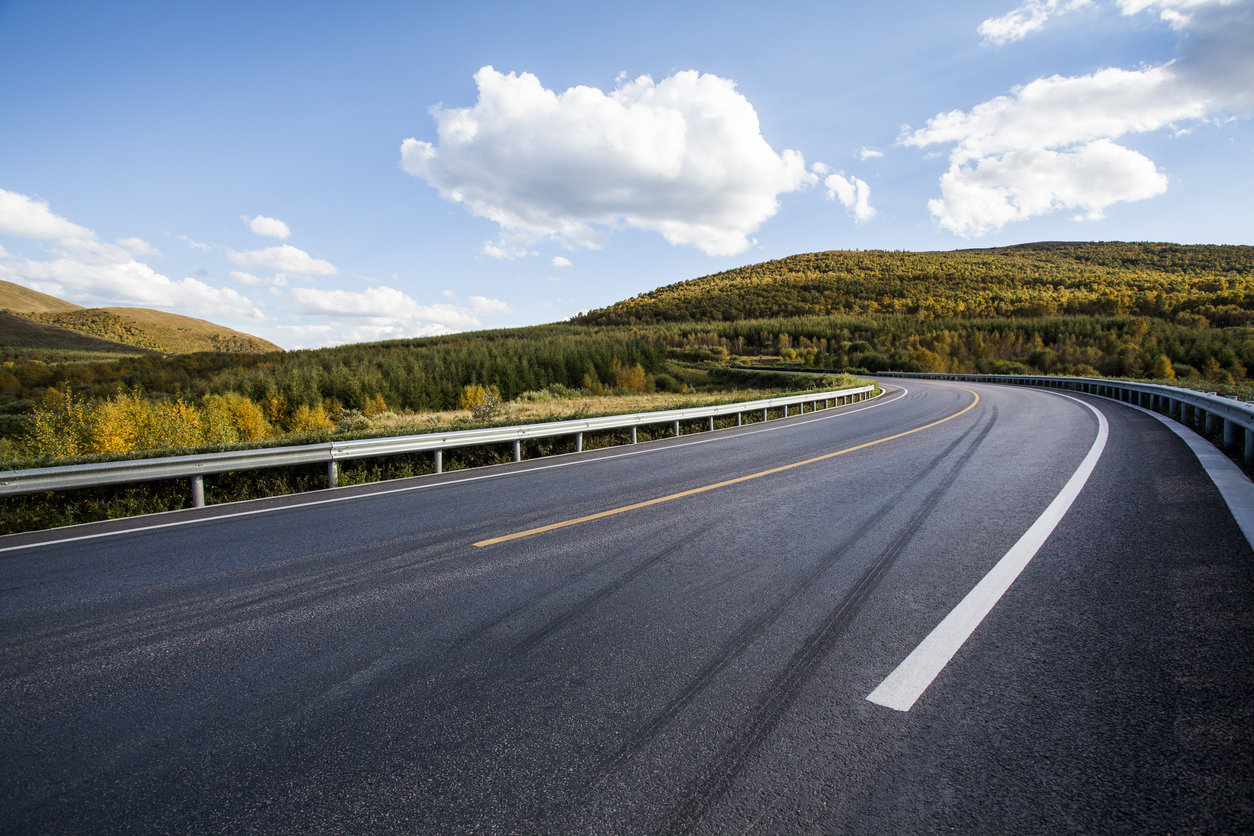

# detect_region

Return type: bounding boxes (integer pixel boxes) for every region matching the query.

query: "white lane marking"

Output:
[0,387,912,554]
[867,394,1108,712]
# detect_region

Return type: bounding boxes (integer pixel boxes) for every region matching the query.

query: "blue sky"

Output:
[1,0,1250,348]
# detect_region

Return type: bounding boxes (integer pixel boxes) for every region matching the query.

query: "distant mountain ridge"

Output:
[575,242,1254,326]
[0,280,282,355]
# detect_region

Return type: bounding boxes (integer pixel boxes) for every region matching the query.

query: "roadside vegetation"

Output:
[0,367,866,534]
[3,240,1252,530]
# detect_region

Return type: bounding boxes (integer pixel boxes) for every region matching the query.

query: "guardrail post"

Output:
[191,475,204,508]
[576,432,583,453]
[1224,419,1236,448]
[736,412,742,427]
[673,420,681,437]
[327,460,338,489]
[762,408,768,422]
[513,440,521,462]
[631,427,638,444]
[433,450,442,474]
[708,416,715,432]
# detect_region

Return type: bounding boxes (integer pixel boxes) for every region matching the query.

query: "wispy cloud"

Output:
[978,0,1092,45]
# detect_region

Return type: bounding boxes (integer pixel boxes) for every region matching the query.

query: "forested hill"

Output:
[575,243,1254,326]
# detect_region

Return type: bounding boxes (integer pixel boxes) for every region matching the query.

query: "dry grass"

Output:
[2,278,281,355]
[0,279,83,313]
[0,311,149,362]
[363,388,812,434]
[100,307,282,353]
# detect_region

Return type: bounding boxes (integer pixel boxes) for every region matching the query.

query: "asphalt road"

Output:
[1,380,1250,834]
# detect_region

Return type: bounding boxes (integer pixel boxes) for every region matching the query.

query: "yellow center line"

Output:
[473,387,980,547]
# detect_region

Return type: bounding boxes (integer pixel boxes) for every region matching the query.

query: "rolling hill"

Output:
[0,280,84,314]
[0,279,282,355]
[0,311,157,362]
[575,242,1254,325]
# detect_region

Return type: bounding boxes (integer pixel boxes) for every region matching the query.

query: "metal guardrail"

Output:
[881,372,1254,463]
[0,384,877,507]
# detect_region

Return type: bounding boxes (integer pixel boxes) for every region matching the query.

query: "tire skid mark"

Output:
[307,536,684,712]
[654,407,999,836]
[7,528,448,644]
[308,519,716,716]
[508,523,717,658]
[0,525,532,682]
[540,407,995,829]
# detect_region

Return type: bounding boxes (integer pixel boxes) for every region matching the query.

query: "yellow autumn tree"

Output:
[289,402,335,433]
[614,362,648,393]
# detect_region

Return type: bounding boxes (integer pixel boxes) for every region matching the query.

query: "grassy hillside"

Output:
[100,308,281,353]
[576,243,1254,325]
[1,279,282,355]
[0,311,156,362]
[10,310,165,352]
[0,279,84,313]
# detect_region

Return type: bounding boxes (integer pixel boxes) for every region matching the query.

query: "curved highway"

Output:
[1,380,1250,834]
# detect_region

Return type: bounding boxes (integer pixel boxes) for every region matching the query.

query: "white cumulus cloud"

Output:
[928,139,1167,235]
[0,189,263,321]
[243,214,291,239]
[287,285,512,341]
[401,66,814,257]
[1,251,261,321]
[859,147,884,161]
[550,255,572,267]
[978,0,1092,44]
[907,0,1252,236]
[824,173,877,223]
[227,244,337,276]
[0,189,96,241]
